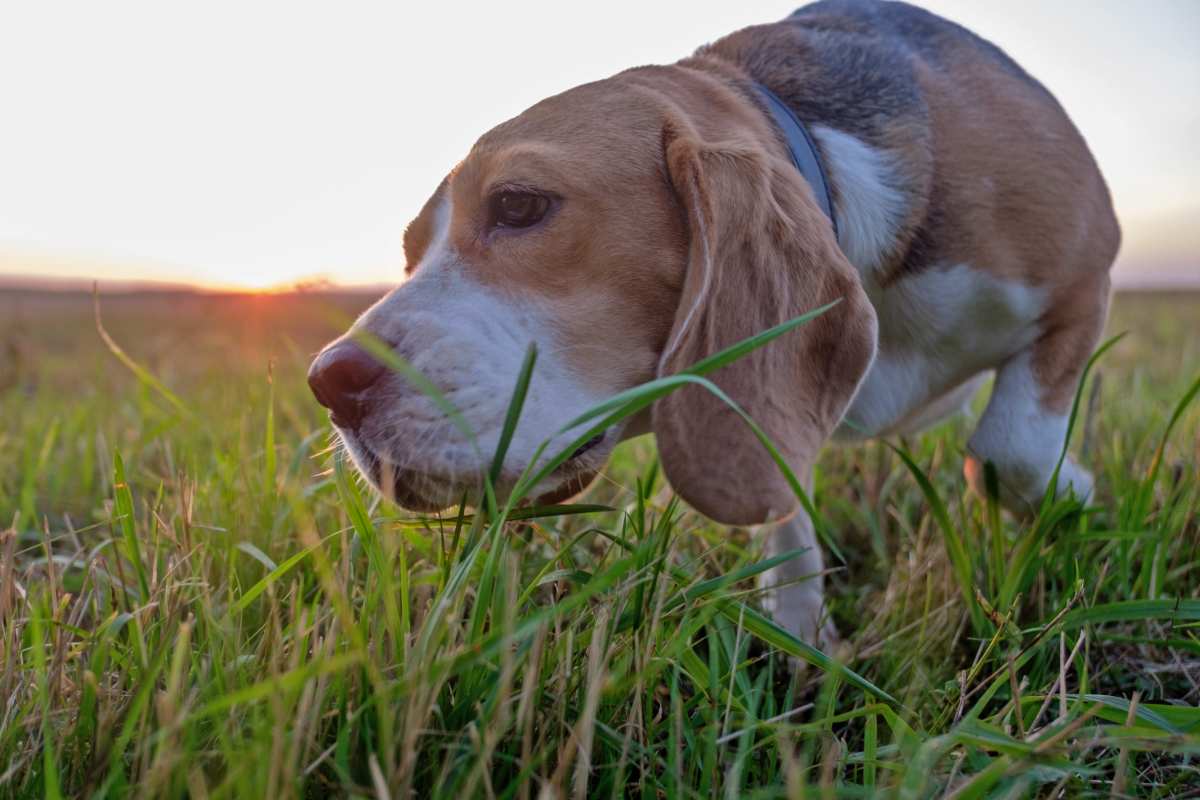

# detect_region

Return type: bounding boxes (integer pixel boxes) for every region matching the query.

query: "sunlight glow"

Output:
[1,1,1197,289]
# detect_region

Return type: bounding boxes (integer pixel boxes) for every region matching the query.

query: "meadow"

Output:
[0,286,1197,798]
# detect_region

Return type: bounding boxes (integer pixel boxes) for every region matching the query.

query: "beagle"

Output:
[309,0,1119,645]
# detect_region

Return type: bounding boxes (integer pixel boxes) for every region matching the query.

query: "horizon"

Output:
[1,266,1198,296]
[2,0,1198,290]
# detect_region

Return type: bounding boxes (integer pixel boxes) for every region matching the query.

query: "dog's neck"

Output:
[680,36,934,286]
[750,82,838,238]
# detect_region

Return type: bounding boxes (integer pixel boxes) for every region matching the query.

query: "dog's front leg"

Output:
[758,503,836,648]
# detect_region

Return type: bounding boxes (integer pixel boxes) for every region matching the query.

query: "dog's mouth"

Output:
[338,427,612,512]
[350,443,456,511]
[568,433,605,461]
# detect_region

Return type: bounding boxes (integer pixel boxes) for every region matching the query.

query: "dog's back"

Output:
[793,0,1041,87]
[697,0,1119,291]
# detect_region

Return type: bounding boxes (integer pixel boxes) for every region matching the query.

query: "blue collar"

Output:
[752,83,838,239]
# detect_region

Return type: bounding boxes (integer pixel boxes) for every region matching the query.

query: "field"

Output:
[1,286,1198,798]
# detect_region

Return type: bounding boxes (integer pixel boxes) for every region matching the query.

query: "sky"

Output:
[1,0,1197,290]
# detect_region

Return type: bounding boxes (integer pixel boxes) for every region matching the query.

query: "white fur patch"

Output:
[888,372,989,436]
[421,194,454,269]
[811,126,907,275]
[839,263,1046,439]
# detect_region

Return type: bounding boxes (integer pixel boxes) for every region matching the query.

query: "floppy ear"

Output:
[653,125,878,525]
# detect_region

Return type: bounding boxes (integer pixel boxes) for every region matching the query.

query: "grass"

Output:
[0,286,1198,798]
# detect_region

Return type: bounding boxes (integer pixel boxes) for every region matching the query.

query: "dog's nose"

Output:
[307,342,386,429]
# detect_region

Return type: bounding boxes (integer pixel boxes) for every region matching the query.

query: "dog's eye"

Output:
[490,191,549,229]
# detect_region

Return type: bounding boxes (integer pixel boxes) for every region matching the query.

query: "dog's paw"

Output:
[964,453,1095,514]
[1052,457,1094,502]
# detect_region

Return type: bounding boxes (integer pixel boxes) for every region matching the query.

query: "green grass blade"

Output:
[1042,332,1126,510]
[94,287,194,419]
[662,547,813,613]
[667,565,900,708]
[190,652,364,721]
[112,450,150,603]
[1061,599,1200,629]
[264,361,277,497]
[28,596,63,800]
[234,541,277,572]
[489,342,537,487]
[1133,371,1200,523]
[229,534,335,615]
[887,442,985,635]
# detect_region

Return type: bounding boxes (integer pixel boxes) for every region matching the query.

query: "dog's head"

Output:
[308,65,877,524]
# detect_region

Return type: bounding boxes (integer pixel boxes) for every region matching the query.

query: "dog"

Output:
[308,0,1119,645]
